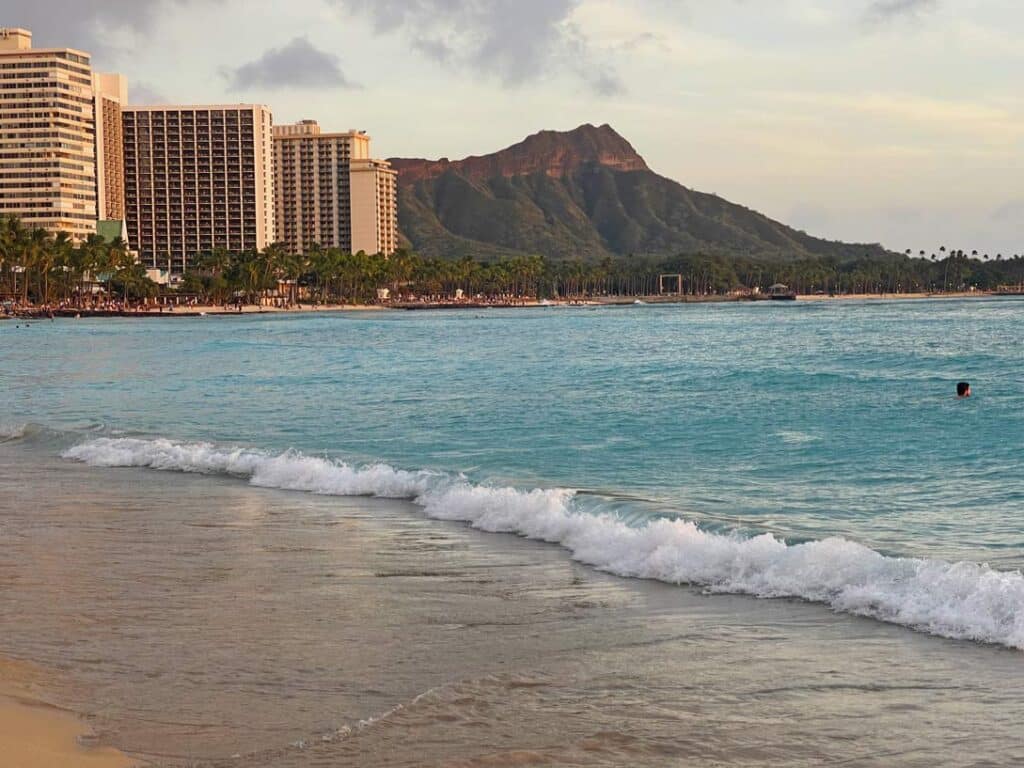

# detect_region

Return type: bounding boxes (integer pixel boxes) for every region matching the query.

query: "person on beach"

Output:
[957,382,971,398]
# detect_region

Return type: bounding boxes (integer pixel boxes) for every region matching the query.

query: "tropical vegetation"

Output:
[3,215,1023,308]
[0,215,154,305]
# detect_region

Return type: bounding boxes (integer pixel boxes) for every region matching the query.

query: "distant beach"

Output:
[4,290,1015,321]
[1,302,385,319]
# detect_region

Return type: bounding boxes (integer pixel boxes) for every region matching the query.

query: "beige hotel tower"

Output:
[273,120,397,257]
[121,104,275,272]
[0,28,126,240]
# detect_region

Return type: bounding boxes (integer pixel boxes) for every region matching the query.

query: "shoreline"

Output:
[2,290,1017,320]
[0,303,386,320]
[3,435,1023,765]
[0,656,139,768]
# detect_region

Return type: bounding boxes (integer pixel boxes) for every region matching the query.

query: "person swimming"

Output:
[957,382,971,398]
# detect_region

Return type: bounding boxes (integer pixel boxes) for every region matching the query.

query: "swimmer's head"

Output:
[957,382,971,398]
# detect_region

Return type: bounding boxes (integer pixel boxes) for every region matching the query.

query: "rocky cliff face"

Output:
[390,124,649,186]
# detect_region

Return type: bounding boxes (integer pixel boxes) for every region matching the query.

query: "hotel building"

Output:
[273,120,397,257]
[122,104,275,272]
[0,28,101,240]
[350,158,398,257]
[92,72,127,223]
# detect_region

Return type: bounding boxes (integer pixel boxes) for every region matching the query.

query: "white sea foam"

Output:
[775,430,821,445]
[62,437,1024,650]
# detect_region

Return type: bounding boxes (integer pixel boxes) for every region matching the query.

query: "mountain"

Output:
[389,124,891,262]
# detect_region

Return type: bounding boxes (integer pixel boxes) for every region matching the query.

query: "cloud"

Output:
[226,37,358,91]
[411,36,454,64]
[863,0,939,25]
[586,68,625,97]
[563,25,625,96]
[332,0,623,94]
[4,0,217,53]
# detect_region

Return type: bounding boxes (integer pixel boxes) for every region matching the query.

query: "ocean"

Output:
[1,299,1023,765]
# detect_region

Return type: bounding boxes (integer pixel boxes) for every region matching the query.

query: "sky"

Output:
[10,0,1022,255]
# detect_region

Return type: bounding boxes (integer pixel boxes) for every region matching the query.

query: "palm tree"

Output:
[49,232,77,303]
[111,262,157,302]
[32,231,70,305]
[77,233,109,303]
[254,243,291,303]
[20,227,54,304]
[0,216,29,298]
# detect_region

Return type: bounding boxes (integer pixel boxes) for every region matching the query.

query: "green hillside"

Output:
[391,125,892,262]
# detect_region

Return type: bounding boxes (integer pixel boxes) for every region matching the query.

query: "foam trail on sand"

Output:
[62,437,1024,650]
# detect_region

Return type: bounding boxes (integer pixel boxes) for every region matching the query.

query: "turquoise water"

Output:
[3,299,1024,647]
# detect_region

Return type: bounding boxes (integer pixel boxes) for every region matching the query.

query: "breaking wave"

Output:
[0,422,29,442]
[62,436,1024,650]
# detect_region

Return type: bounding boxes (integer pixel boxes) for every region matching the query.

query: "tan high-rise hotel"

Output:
[350,158,398,257]
[122,104,275,272]
[0,28,125,240]
[273,120,397,257]
[93,72,127,222]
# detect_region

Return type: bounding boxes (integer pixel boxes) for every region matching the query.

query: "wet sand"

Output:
[3,434,1024,766]
[0,658,138,768]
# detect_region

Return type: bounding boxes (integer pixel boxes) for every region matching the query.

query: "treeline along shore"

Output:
[3,214,1023,317]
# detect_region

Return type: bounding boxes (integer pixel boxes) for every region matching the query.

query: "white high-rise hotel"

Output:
[0,28,126,240]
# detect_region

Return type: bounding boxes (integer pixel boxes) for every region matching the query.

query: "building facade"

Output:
[273,120,397,257]
[122,104,275,272]
[0,28,98,240]
[92,72,126,223]
[350,158,398,257]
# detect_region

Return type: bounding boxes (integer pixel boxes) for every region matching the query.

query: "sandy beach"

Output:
[5,302,386,319]
[184,303,385,314]
[0,657,138,768]
[181,291,1015,315]
[6,290,1017,321]
[3,419,1024,766]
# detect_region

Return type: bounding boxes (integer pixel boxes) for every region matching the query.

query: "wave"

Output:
[62,437,1024,651]
[0,422,29,442]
